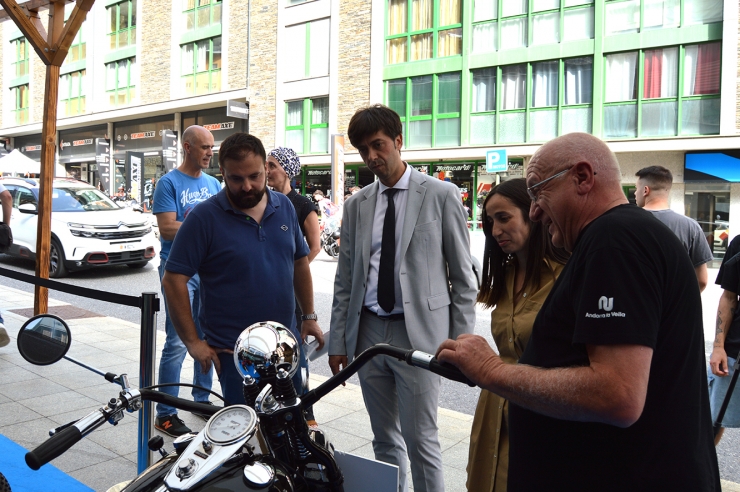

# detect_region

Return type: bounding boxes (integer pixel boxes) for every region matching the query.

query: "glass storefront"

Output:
[685,183,730,259]
[182,107,248,181]
[433,163,474,226]
[59,125,106,184]
[14,134,42,162]
[113,114,174,191]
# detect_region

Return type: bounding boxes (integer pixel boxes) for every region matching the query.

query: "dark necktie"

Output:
[378,188,398,313]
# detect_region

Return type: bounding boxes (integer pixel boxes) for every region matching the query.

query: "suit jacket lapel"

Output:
[400,169,426,260]
[360,183,379,278]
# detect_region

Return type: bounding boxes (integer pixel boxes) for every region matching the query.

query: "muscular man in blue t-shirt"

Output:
[163,133,324,406]
[152,125,221,437]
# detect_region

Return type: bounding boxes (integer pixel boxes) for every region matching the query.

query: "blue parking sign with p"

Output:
[486,149,508,173]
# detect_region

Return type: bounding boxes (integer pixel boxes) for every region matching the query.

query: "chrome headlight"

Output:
[233,321,299,380]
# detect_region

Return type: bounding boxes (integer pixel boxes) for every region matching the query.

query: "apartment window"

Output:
[11,85,29,125]
[603,42,719,138]
[285,97,329,154]
[386,0,462,64]
[386,72,461,148]
[181,37,221,95]
[106,58,136,106]
[59,70,86,117]
[65,24,86,64]
[284,18,330,80]
[470,57,593,145]
[471,0,593,54]
[605,0,722,35]
[107,0,137,50]
[183,0,222,31]
[12,37,29,77]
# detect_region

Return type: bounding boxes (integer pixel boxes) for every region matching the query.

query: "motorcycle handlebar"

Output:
[302,345,474,408]
[139,389,222,417]
[26,425,83,470]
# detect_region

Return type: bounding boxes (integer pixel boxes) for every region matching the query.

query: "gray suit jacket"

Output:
[330,167,478,359]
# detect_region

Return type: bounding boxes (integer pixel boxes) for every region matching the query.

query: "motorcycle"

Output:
[16,316,473,492]
[320,216,341,258]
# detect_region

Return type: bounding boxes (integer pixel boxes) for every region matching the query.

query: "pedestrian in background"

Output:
[267,146,321,427]
[466,178,568,492]
[152,125,221,437]
[635,165,712,291]
[329,104,477,492]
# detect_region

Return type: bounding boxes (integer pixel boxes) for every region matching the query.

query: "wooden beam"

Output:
[0,0,73,20]
[33,0,64,315]
[0,0,51,64]
[50,0,93,66]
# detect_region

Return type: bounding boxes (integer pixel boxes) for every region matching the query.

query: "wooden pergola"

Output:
[0,0,94,314]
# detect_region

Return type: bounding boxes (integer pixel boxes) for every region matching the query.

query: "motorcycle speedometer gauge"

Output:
[205,405,258,444]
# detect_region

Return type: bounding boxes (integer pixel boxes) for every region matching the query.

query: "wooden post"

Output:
[33,0,64,315]
[0,0,94,314]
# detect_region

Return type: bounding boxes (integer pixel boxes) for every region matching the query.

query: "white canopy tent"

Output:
[0,149,67,177]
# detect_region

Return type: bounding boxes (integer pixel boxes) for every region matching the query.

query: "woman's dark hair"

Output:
[477,178,569,308]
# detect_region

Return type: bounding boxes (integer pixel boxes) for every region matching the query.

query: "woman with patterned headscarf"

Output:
[266,146,322,429]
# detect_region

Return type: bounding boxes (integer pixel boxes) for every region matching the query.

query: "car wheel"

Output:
[127,261,149,269]
[49,238,67,278]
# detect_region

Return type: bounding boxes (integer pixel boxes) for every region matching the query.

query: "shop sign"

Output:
[162,130,178,172]
[131,131,156,140]
[486,149,508,173]
[308,170,331,176]
[73,139,93,146]
[96,139,111,193]
[226,100,249,120]
[24,145,41,152]
[203,122,235,132]
[435,164,471,172]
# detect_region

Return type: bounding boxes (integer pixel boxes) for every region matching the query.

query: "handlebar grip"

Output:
[428,358,476,387]
[26,425,82,470]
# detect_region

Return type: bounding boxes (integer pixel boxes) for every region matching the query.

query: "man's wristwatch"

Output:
[301,313,318,321]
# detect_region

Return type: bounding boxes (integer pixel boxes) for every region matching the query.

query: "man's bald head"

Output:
[531,132,622,187]
[181,125,215,173]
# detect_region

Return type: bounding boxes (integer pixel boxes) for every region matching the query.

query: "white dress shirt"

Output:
[364,164,412,315]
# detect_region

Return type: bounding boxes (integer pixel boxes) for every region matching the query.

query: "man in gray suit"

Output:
[329,104,477,492]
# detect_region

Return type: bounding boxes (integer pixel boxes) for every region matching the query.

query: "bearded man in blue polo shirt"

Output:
[163,133,324,405]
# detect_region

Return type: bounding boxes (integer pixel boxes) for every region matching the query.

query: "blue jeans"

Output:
[0,311,4,325]
[157,261,214,418]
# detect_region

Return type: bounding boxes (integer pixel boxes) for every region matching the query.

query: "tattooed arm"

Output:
[710,289,738,377]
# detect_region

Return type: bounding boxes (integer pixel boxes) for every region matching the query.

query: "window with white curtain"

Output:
[472,22,497,53]
[501,65,527,110]
[684,0,722,25]
[502,0,526,17]
[683,42,721,96]
[500,18,527,50]
[532,12,559,45]
[564,57,593,105]
[563,6,593,41]
[472,68,496,112]
[604,0,640,35]
[605,52,638,102]
[310,98,329,153]
[532,61,559,107]
[643,0,679,29]
[473,0,496,21]
[285,19,330,80]
[181,37,220,96]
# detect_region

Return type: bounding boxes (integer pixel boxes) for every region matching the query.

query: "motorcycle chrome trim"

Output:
[243,462,275,487]
[205,405,259,445]
[164,405,259,491]
[409,351,434,368]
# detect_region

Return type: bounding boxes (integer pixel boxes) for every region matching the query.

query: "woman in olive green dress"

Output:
[467,178,569,492]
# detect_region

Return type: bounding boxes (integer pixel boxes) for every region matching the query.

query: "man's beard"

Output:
[227,183,266,210]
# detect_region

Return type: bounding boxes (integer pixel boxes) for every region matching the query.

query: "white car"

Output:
[1,177,157,277]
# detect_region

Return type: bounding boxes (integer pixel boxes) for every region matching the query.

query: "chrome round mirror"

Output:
[17,314,71,366]
[234,321,299,380]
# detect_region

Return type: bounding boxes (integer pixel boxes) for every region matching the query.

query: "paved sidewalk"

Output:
[0,284,472,491]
